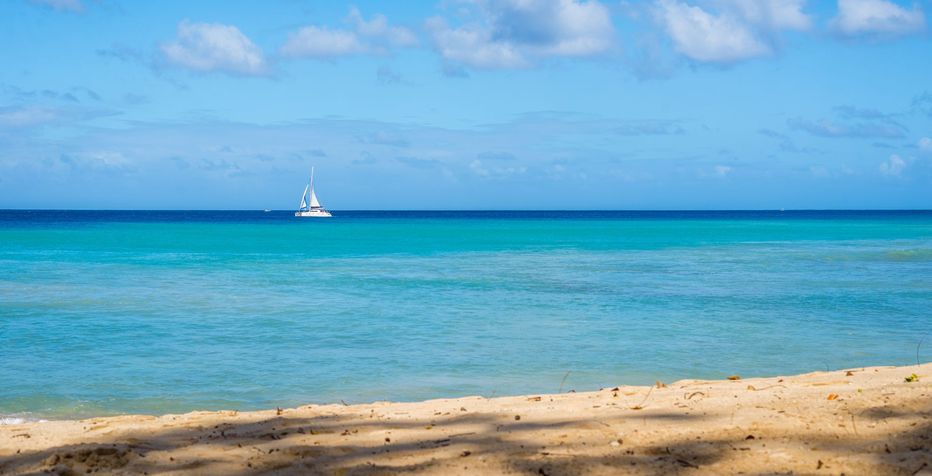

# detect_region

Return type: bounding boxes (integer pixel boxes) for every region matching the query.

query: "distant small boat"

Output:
[263,209,271,212]
[295,167,332,218]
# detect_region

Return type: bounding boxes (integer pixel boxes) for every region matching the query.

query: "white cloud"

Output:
[469,159,527,178]
[161,21,266,75]
[281,27,366,58]
[281,8,417,59]
[426,0,615,70]
[488,0,615,56]
[348,7,418,47]
[29,0,82,12]
[60,151,133,173]
[656,1,768,63]
[788,117,906,138]
[831,0,925,37]
[919,137,932,152]
[713,164,733,176]
[0,105,114,130]
[719,0,811,29]
[654,0,811,63]
[426,17,528,69]
[0,106,58,127]
[879,154,906,176]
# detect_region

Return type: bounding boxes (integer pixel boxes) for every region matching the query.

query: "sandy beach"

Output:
[2,363,929,475]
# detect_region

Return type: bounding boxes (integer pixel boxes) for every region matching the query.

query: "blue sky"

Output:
[1,0,930,209]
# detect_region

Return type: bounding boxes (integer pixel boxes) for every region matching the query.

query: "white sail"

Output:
[299,184,309,209]
[309,188,321,208]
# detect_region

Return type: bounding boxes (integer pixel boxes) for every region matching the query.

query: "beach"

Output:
[2,363,929,475]
[6,0,932,473]
[2,211,931,474]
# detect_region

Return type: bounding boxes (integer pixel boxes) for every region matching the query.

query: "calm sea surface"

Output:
[1,210,931,420]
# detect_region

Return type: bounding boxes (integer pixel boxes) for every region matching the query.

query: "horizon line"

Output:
[3,208,932,213]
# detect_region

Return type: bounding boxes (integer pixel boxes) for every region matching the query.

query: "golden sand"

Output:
[2,363,930,475]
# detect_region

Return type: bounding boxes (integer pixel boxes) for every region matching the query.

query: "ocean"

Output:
[1,210,930,420]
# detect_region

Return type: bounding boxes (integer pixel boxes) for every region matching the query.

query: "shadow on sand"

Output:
[1,389,930,475]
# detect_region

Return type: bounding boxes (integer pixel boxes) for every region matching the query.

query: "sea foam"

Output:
[0,416,46,425]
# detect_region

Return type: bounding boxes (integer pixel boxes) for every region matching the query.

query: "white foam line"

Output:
[0,416,47,425]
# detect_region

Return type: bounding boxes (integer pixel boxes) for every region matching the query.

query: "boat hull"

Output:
[295,209,332,218]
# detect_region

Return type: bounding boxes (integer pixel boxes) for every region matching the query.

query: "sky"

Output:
[0,0,930,210]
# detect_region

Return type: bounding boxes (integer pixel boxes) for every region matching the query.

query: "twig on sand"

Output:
[745,384,787,392]
[918,333,929,369]
[631,386,655,410]
[676,458,699,469]
[559,371,572,393]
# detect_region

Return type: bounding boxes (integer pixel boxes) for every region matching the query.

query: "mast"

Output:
[308,166,322,209]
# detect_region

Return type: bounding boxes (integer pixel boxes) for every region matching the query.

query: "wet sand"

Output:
[1,363,930,475]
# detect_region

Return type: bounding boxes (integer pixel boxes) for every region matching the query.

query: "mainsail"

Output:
[307,167,323,209]
[297,167,324,211]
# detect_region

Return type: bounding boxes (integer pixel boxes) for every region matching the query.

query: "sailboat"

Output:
[294,167,332,218]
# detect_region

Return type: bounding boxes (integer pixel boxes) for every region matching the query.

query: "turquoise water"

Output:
[1,210,931,419]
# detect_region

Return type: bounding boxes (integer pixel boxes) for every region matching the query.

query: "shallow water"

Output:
[1,210,930,419]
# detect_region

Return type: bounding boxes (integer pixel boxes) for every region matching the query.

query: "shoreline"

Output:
[1,363,929,475]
